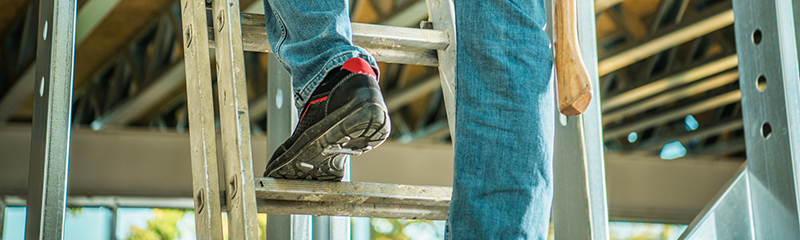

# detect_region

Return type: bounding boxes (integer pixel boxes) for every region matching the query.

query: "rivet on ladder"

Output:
[184,26,192,48]
[229,175,238,200]
[195,188,205,214]
[217,10,225,32]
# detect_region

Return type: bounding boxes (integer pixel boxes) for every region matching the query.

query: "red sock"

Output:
[341,58,377,79]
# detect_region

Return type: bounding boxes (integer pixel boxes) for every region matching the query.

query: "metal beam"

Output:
[603,70,739,124]
[90,61,185,130]
[264,51,310,240]
[730,0,800,236]
[598,3,733,76]
[681,0,800,236]
[602,54,738,112]
[25,0,76,238]
[603,90,741,141]
[678,163,752,239]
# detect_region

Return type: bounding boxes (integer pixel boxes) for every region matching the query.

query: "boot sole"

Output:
[265,102,390,181]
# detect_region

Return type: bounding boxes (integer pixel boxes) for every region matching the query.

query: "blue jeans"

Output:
[263,0,554,239]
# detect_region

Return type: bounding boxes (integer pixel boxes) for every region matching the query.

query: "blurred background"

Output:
[0,0,742,239]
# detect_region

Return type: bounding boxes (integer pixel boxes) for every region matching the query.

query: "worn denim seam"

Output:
[270,6,291,70]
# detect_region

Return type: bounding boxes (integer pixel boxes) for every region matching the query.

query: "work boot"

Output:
[264,58,391,181]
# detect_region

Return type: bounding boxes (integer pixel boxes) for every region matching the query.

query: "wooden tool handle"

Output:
[554,0,593,116]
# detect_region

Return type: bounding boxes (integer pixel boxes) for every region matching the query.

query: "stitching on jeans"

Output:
[270,7,291,70]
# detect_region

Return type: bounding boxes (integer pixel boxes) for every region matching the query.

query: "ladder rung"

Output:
[207,13,448,66]
[226,178,451,220]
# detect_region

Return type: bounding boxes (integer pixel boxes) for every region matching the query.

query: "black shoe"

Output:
[264,58,391,181]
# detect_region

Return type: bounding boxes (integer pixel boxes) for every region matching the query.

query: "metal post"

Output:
[732,0,800,238]
[109,207,118,240]
[178,0,224,239]
[679,0,800,239]
[1,197,6,240]
[546,0,610,239]
[25,0,77,239]
[265,53,312,240]
[425,0,457,140]
[211,0,260,238]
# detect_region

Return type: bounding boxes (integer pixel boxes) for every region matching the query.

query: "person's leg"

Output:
[447,0,554,239]
[262,0,390,181]
[262,0,379,110]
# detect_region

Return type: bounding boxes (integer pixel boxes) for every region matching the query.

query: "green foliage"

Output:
[126,208,189,240]
[370,218,442,240]
[66,207,83,216]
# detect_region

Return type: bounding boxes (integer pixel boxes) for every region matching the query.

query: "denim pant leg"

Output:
[262,0,379,111]
[447,0,554,239]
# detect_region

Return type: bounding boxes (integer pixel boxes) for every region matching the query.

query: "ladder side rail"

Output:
[178,0,224,239]
[211,0,260,238]
[547,0,610,239]
[25,0,77,238]
[426,0,457,140]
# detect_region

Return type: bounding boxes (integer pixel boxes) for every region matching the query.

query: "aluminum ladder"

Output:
[177,0,608,239]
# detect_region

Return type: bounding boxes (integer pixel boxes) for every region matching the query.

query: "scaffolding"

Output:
[21,0,800,239]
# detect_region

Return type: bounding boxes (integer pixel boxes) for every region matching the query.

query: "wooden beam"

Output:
[598,3,733,76]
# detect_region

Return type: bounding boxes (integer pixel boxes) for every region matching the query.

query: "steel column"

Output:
[264,53,312,240]
[547,0,610,239]
[211,0,260,238]
[680,0,800,238]
[733,0,800,238]
[178,0,223,239]
[1,197,6,240]
[24,0,77,239]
